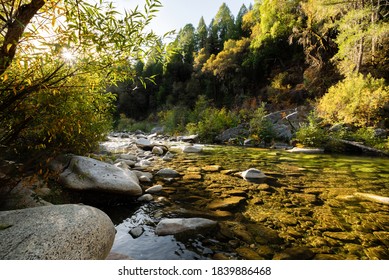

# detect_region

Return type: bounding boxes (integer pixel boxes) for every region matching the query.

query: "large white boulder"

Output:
[0,204,115,259]
[59,156,142,196]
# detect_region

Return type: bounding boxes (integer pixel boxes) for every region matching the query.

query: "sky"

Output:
[114,0,254,36]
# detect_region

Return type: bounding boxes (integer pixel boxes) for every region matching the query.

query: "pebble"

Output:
[129,226,145,239]
[137,194,153,202]
[145,185,163,194]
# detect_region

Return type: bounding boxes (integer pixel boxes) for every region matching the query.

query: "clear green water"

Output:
[107,146,389,260]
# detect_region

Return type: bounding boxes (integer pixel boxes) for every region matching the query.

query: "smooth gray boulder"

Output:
[241,168,267,180]
[145,185,163,194]
[155,218,218,236]
[0,204,115,259]
[216,124,249,143]
[59,156,142,196]
[135,138,153,150]
[182,145,203,153]
[155,168,181,178]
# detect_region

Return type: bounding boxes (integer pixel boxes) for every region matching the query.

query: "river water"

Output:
[104,144,389,260]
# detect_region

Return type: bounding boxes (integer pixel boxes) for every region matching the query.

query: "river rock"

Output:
[246,224,283,245]
[202,165,222,172]
[236,247,264,260]
[373,232,389,247]
[273,247,315,260]
[135,138,153,150]
[323,232,357,242]
[152,146,165,155]
[137,194,153,202]
[0,204,115,259]
[0,179,51,211]
[273,123,292,141]
[129,226,145,239]
[155,218,218,236]
[155,168,181,178]
[118,154,138,161]
[145,185,163,194]
[48,154,73,173]
[287,147,324,154]
[215,124,249,143]
[59,155,142,196]
[182,145,203,153]
[114,160,135,169]
[162,151,174,161]
[178,135,199,143]
[183,173,202,180]
[354,192,389,205]
[241,168,267,180]
[207,196,246,210]
[364,246,389,260]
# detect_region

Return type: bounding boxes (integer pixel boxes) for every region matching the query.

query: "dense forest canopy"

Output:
[113,0,388,126]
[0,0,388,167]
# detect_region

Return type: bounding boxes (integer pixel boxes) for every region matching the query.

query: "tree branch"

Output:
[0,0,45,75]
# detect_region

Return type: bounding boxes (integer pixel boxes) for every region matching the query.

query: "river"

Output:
[102,143,389,260]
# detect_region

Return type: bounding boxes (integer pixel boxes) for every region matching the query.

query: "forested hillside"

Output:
[1,0,388,167]
[113,0,388,141]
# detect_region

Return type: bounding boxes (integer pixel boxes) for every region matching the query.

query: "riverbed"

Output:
[103,143,389,260]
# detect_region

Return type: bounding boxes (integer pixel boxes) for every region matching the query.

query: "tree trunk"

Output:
[356,37,364,73]
[0,0,46,76]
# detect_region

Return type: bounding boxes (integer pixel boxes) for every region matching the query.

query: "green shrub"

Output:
[249,103,275,144]
[116,114,154,133]
[349,127,388,152]
[1,72,115,158]
[189,95,209,123]
[186,107,239,142]
[317,74,389,127]
[158,106,191,134]
[295,112,328,147]
[116,114,135,132]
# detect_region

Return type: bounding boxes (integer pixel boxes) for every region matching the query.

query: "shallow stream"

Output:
[104,145,389,260]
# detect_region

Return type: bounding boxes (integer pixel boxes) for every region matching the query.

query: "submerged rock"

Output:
[236,247,264,260]
[273,247,315,260]
[0,204,115,259]
[155,168,181,178]
[207,197,246,210]
[354,192,389,206]
[155,218,218,236]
